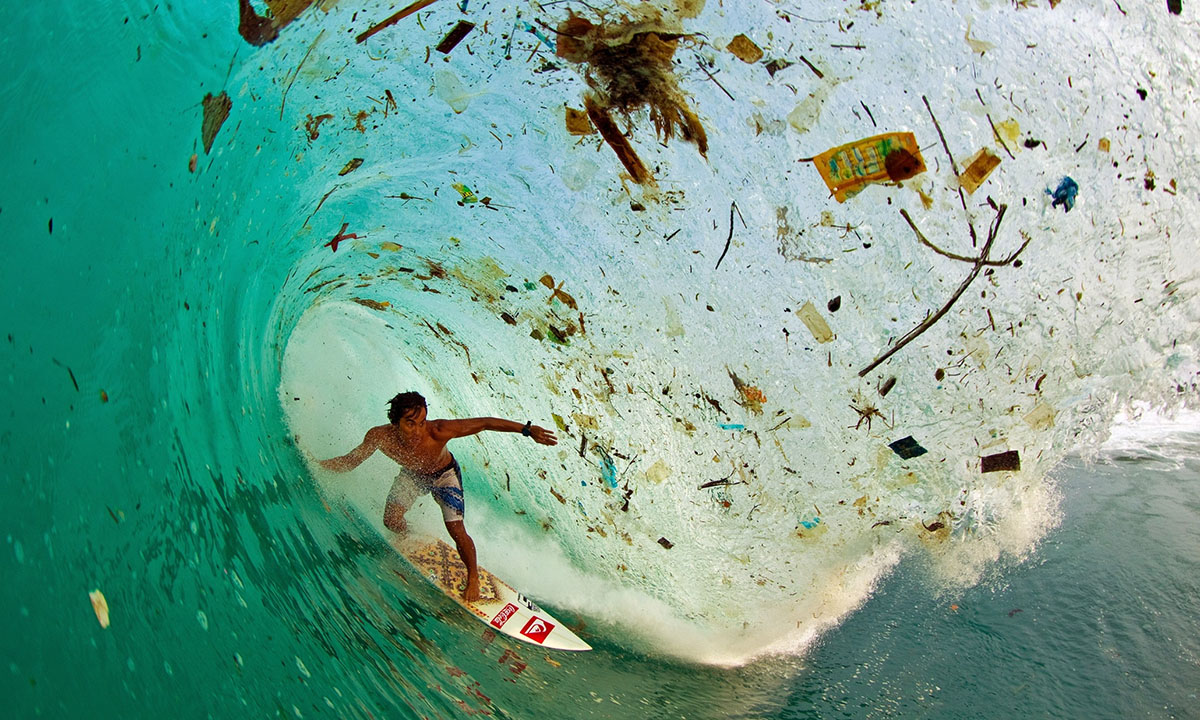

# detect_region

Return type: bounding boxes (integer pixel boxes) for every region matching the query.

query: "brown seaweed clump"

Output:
[557,9,707,184]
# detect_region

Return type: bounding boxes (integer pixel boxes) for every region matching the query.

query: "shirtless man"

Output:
[315,391,557,601]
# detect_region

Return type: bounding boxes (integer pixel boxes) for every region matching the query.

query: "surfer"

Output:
[314,392,558,602]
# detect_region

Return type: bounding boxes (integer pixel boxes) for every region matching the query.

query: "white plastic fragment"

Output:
[796,302,834,343]
[89,589,110,628]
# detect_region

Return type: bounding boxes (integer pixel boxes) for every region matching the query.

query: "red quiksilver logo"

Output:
[520,616,555,644]
[491,603,518,629]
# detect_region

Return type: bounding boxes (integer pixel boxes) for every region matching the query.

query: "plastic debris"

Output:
[539,274,578,309]
[452,183,478,204]
[201,91,232,155]
[888,436,927,459]
[1023,403,1056,430]
[809,132,926,202]
[1168,0,1182,15]
[596,447,618,489]
[436,21,475,54]
[645,460,671,484]
[964,19,994,55]
[520,22,556,52]
[238,0,279,46]
[718,423,746,431]
[434,69,474,114]
[325,223,360,252]
[728,369,766,414]
[827,296,841,312]
[657,537,674,549]
[564,107,594,135]
[305,113,333,141]
[727,34,763,64]
[1048,176,1078,212]
[796,301,834,343]
[338,158,364,176]
[981,449,1020,472]
[959,147,1001,194]
[89,589,110,628]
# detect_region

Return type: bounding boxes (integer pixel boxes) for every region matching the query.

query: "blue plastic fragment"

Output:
[1048,176,1078,212]
[718,423,746,431]
[799,517,821,529]
[522,22,556,52]
[597,449,618,489]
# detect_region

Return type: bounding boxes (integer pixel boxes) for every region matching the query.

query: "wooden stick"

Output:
[714,201,739,269]
[923,95,959,176]
[859,205,1007,377]
[281,30,324,119]
[987,113,1015,160]
[899,209,1028,266]
[356,0,440,44]
[697,62,734,101]
[799,55,824,79]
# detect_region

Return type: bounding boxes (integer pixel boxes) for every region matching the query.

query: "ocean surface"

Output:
[3,0,1199,718]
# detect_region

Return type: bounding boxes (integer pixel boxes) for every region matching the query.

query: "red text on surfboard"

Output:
[491,603,518,629]
[520,616,555,644]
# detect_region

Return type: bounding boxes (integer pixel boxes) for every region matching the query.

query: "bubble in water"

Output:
[196,610,209,631]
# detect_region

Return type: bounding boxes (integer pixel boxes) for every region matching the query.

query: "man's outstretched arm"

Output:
[433,417,558,446]
[317,427,382,471]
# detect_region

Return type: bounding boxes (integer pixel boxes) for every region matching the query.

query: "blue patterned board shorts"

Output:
[386,458,465,523]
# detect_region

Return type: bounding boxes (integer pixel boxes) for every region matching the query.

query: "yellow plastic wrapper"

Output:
[811,132,926,202]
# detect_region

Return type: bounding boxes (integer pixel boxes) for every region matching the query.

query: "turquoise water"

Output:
[3,0,1200,717]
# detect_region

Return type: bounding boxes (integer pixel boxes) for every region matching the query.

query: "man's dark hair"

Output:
[387,392,426,424]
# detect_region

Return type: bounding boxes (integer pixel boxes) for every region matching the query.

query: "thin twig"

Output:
[899,209,1028,266]
[799,55,824,79]
[303,183,346,227]
[715,201,742,269]
[986,113,1015,160]
[696,61,734,101]
[923,95,959,175]
[281,31,325,120]
[923,95,968,213]
[861,101,876,127]
[859,205,1008,377]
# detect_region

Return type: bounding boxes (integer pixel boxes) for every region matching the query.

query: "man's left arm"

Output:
[434,417,558,446]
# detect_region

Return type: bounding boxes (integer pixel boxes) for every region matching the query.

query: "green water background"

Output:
[2,1,1199,717]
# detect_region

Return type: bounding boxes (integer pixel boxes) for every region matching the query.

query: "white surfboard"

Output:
[391,536,592,652]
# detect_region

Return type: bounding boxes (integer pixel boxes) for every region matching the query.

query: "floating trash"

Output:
[89,589,110,629]
[1048,176,1078,212]
[888,436,928,459]
[981,449,1021,473]
[808,132,926,202]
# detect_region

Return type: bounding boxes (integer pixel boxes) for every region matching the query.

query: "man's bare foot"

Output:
[462,574,481,603]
